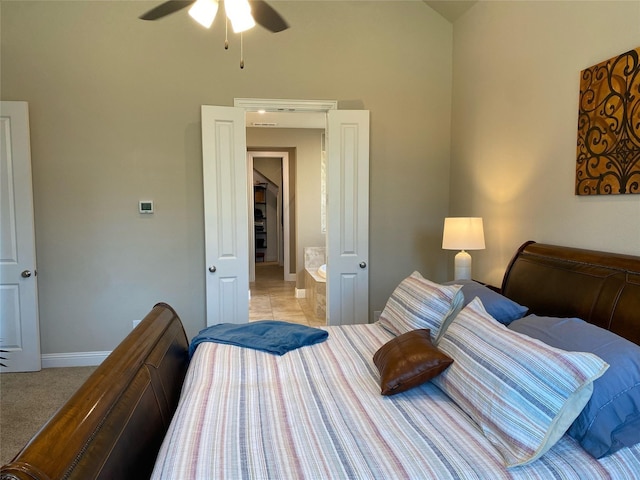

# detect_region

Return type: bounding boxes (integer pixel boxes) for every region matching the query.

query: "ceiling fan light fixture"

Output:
[188,0,219,28]
[226,0,256,33]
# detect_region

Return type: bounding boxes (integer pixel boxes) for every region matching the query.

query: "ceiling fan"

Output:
[140,0,288,68]
[139,0,289,33]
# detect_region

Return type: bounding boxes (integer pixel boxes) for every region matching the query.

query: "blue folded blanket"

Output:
[189,320,329,357]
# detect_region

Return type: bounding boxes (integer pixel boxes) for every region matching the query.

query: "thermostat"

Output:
[139,201,154,214]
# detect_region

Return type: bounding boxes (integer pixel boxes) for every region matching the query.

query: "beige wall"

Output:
[451,1,640,286]
[253,158,282,190]
[1,1,453,353]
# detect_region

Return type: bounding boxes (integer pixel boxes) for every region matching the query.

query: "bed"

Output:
[2,241,639,479]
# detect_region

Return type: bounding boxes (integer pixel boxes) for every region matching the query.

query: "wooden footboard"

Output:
[0,303,189,480]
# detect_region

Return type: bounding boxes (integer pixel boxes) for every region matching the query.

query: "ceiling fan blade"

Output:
[250,0,289,33]
[139,1,195,20]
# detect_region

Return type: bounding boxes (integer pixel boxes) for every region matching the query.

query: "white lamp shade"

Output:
[442,217,485,251]
[188,0,219,28]
[442,217,485,280]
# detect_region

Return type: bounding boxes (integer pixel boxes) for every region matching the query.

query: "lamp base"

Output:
[454,250,472,280]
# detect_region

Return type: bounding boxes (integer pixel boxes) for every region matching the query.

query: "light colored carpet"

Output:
[0,366,96,466]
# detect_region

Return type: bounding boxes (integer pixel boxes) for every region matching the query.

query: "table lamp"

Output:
[442,217,485,280]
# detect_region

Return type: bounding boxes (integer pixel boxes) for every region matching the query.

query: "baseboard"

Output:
[285,273,296,282]
[41,351,111,368]
[295,288,306,298]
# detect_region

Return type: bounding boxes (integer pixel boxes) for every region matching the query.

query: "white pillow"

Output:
[377,271,463,342]
[432,298,609,467]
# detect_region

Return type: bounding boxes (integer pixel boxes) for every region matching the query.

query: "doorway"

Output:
[202,101,369,326]
[248,151,291,284]
[240,99,370,325]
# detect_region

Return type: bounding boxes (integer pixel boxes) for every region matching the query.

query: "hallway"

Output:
[249,263,326,326]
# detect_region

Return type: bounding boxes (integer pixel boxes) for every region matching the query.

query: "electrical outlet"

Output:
[132,320,141,330]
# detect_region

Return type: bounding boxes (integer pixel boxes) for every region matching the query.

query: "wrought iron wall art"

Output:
[576,47,640,195]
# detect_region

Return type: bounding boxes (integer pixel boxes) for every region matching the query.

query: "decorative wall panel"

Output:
[576,47,640,195]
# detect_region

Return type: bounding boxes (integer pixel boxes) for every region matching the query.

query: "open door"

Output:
[326,110,370,325]
[202,106,249,326]
[0,101,41,372]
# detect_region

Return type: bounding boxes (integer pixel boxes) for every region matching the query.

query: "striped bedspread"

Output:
[152,323,640,479]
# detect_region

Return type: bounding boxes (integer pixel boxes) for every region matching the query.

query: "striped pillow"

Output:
[377,271,463,342]
[432,298,609,467]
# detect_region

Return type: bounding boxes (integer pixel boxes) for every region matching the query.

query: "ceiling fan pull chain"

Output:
[240,32,245,69]
[224,14,229,50]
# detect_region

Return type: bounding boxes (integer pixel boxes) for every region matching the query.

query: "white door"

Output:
[202,106,249,326]
[326,110,370,325]
[0,101,41,372]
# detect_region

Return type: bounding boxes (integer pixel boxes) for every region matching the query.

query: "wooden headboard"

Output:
[502,241,640,345]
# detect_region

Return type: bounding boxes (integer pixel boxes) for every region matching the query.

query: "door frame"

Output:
[248,151,291,282]
[235,98,338,113]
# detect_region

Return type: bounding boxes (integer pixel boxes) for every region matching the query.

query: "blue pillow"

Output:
[508,315,640,458]
[445,280,528,324]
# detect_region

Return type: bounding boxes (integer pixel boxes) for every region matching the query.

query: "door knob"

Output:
[359,262,367,269]
[208,266,217,273]
[21,270,32,278]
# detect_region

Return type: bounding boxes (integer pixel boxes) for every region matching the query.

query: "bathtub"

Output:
[304,265,326,320]
[317,264,327,279]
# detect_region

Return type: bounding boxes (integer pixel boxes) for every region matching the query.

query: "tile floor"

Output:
[250,263,326,327]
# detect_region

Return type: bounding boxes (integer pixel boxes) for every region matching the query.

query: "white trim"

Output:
[41,351,110,368]
[234,98,337,112]
[295,288,306,298]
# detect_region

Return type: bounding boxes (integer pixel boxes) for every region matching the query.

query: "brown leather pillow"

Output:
[373,329,453,396]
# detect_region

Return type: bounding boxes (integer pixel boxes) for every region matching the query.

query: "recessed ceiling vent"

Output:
[252,122,278,127]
